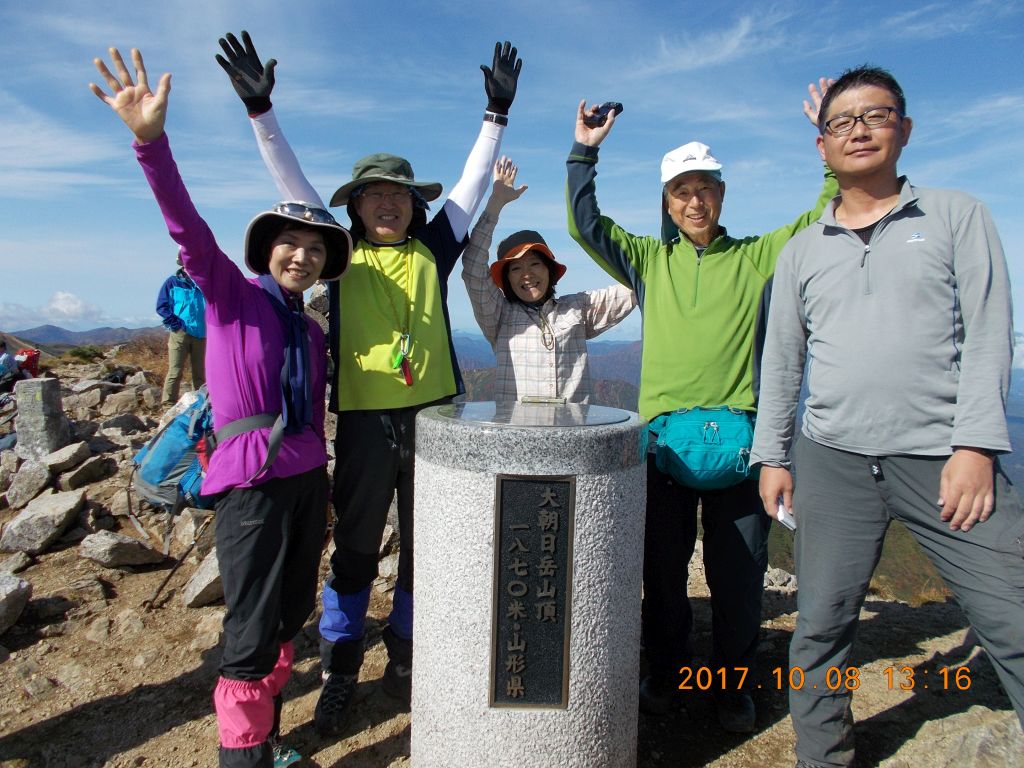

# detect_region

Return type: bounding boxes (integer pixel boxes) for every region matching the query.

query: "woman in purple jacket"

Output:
[90,48,352,768]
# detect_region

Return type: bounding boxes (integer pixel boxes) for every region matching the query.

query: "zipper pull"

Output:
[861,245,870,268]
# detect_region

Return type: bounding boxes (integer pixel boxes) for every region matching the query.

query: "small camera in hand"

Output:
[583,102,623,127]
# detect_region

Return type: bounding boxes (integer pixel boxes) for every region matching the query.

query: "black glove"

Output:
[215,30,277,115]
[480,41,522,116]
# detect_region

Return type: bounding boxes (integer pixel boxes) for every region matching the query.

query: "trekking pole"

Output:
[141,515,214,611]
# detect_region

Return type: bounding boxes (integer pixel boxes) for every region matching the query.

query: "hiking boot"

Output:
[639,673,679,716]
[715,690,756,733]
[313,673,357,738]
[271,739,302,767]
[380,626,412,706]
[381,658,412,704]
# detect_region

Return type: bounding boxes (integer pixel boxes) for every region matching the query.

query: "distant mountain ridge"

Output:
[454,334,642,410]
[10,324,163,346]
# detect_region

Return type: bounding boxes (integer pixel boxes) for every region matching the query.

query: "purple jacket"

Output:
[135,134,327,494]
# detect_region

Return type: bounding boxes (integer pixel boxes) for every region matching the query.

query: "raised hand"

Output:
[480,41,522,116]
[215,30,277,114]
[89,48,170,143]
[804,77,835,128]
[575,100,618,147]
[488,156,528,210]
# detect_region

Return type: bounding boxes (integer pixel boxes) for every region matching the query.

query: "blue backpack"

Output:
[132,386,215,511]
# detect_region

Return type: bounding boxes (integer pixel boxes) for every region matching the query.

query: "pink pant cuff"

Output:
[213,641,296,749]
[214,678,271,749]
[265,641,294,698]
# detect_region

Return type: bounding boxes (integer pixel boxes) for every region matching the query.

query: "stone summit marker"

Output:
[412,400,646,768]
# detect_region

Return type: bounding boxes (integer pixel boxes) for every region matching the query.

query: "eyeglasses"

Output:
[273,202,339,225]
[357,189,413,204]
[824,106,900,136]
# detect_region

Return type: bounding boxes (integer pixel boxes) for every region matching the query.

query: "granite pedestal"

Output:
[412,401,646,768]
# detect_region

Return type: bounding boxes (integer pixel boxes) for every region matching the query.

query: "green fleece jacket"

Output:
[566,141,837,421]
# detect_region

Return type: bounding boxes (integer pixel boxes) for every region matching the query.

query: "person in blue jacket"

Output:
[156,249,207,403]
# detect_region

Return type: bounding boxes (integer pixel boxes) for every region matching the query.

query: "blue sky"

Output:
[1,0,1022,346]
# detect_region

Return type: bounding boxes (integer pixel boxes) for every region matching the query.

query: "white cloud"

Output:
[0,292,128,332]
[44,292,104,323]
[632,13,791,78]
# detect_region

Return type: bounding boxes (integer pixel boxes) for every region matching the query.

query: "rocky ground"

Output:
[0,353,1021,767]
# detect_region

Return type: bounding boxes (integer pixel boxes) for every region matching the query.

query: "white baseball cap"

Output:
[660,141,723,184]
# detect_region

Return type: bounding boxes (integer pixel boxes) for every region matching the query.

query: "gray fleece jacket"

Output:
[750,177,1013,465]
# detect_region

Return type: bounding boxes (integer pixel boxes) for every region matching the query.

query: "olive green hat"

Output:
[329,153,443,207]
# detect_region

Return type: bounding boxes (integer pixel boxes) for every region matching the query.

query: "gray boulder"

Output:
[58,455,115,491]
[764,566,797,590]
[141,387,163,408]
[171,508,215,559]
[879,707,1024,767]
[0,574,32,635]
[0,490,86,554]
[41,441,91,474]
[14,378,72,460]
[126,371,149,387]
[71,379,118,394]
[100,414,147,434]
[183,548,223,608]
[1,552,33,574]
[190,610,225,651]
[0,450,19,474]
[78,530,165,568]
[75,387,105,409]
[100,389,139,416]
[6,461,52,510]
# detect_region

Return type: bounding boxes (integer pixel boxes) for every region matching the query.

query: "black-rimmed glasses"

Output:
[356,189,413,204]
[824,107,900,136]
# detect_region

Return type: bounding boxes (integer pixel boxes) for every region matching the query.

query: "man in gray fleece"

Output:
[750,65,1024,768]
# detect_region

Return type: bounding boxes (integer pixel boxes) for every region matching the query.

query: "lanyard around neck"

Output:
[364,240,416,384]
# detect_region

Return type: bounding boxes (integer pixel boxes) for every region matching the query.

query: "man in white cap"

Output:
[566,86,836,732]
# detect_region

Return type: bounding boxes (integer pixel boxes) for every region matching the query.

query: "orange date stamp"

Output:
[676,665,973,691]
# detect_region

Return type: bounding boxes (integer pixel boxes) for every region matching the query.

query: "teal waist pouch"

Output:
[649,406,757,491]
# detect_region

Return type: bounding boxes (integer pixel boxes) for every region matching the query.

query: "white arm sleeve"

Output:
[250,108,326,208]
[442,119,504,241]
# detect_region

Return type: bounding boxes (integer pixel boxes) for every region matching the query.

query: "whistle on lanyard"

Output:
[391,333,414,386]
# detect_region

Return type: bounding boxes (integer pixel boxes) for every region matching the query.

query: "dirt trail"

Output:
[2,537,1019,767]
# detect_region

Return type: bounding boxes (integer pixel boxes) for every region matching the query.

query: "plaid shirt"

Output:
[462,212,636,403]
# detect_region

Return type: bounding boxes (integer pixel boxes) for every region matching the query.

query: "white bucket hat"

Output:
[660,141,723,183]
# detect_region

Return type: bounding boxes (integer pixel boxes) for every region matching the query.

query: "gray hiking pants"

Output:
[789,437,1024,767]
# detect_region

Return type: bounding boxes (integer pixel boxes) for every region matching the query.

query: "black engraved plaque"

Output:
[490,475,575,708]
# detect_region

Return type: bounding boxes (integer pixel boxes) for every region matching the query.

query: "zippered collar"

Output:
[819,176,918,229]
[667,225,732,257]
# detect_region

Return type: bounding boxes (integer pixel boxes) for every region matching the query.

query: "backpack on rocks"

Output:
[131,387,215,513]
